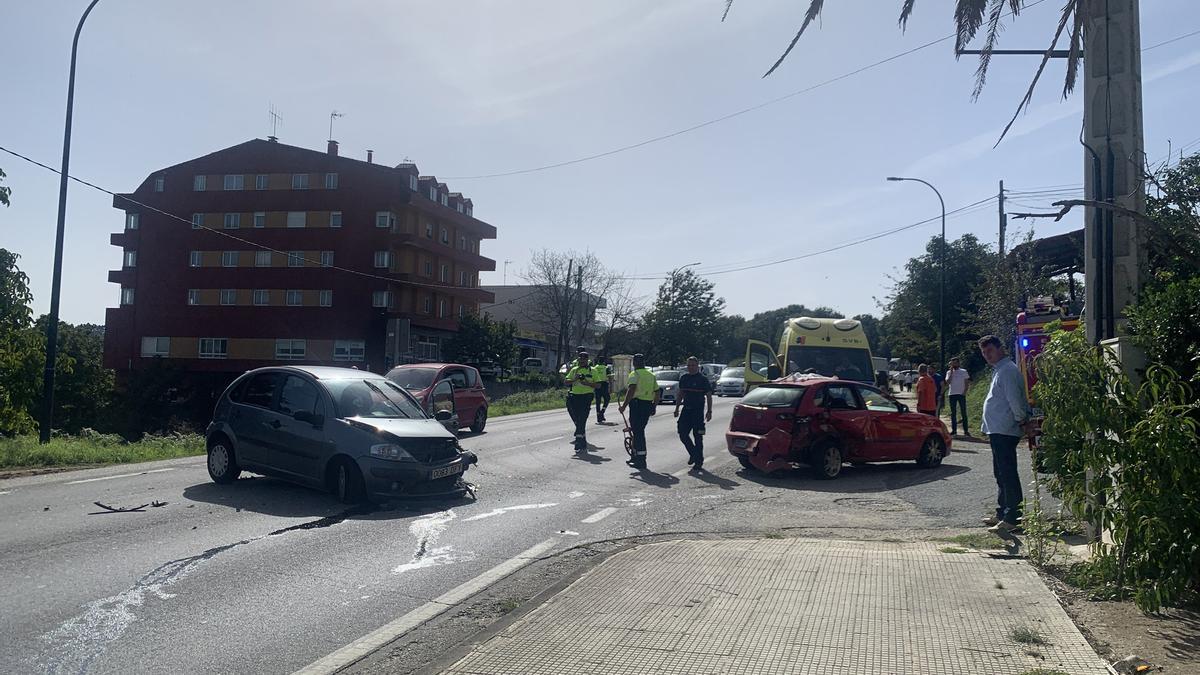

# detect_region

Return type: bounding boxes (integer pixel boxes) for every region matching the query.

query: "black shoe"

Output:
[691,462,704,471]
[687,456,695,466]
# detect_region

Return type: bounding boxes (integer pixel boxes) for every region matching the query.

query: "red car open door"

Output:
[817,383,871,460]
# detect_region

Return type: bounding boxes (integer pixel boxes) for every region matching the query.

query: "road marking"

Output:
[294,538,558,675]
[529,436,565,446]
[462,503,558,522]
[0,490,11,495]
[567,491,584,499]
[581,507,617,523]
[65,468,175,484]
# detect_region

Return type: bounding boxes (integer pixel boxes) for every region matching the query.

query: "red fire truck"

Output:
[1015,296,1080,459]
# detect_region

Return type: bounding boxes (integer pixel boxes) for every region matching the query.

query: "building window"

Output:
[253,289,270,306]
[199,338,228,359]
[439,264,449,282]
[221,251,239,267]
[223,213,240,229]
[373,251,391,269]
[334,339,365,362]
[458,304,466,319]
[372,290,392,308]
[154,176,164,192]
[193,175,206,191]
[123,250,137,268]
[428,187,437,202]
[440,193,448,207]
[440,228,449,245]
[187,289,199,305]
[254,250,271,267]
[287,251,304,267]
[275,339,306,360]
[423,296,433,313]
[220,289,237,305]
[223,174,244,191]
[141,336,170,357]
[425,222,434,238]
[286,211,306,228]
[409,175,418,191]
[188,251,201,267]
[324,173,338,189]
[459,235,466,250]
[423,260,433,276]
[255,174,269,190]
[465,205,472,217]
[319,290,332,307]
[120,287,135,305]
[291,173,309,190]
[320,251,334,267]
[458,271,467,286]
[286,290,303,306]
[438,299,446,318]
[253,212,266,228]
[125,213,139,230]
[375,211,393,229]
[330,211,342,228]
[191,213,203,229]
[456,202,464,214]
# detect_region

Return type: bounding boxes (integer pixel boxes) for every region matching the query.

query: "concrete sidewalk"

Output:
[440,538,1108,675]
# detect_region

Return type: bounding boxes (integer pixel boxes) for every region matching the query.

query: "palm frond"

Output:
[898,0,918,31]
[763,0,826,78]
[995,0,1074,146]
[971,0,1010,100]
[1063,0,1085,97]
[953,0,990,53]
[721,0,735,23]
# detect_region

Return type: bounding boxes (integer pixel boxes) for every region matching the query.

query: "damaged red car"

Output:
[726,376,950,479]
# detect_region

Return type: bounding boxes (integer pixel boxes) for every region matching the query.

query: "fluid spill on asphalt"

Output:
[461,503,558,522]
[34,505,369,674]
[392,509,476,575]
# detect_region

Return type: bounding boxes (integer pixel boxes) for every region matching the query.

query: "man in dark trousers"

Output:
[619,353,658,469]
[978,335,1032,533]
[564,351,597,452]
[593,356,613,424]
[674,356,714,470]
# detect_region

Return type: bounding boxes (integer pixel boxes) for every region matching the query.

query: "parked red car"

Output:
[385,363,490,433]
[726,376,950,479]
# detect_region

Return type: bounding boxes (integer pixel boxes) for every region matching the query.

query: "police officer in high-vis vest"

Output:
[618,353,658,469]
[593,356,613,424]
[565,351,598,451]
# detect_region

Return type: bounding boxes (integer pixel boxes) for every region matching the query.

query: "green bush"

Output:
[1126,276,1200,384]
[489,389,567,417]
[0,431,205,470]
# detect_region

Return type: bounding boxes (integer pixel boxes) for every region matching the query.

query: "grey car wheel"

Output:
[470,407,487,433]
[207,438,241,484]
[332,459,365,504]
[917,435,946,468]
[811,441,842,480]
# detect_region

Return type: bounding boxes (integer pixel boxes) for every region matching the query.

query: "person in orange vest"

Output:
[915,363,937,416]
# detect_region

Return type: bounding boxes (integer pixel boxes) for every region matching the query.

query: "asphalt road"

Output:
[0,393,1023,675]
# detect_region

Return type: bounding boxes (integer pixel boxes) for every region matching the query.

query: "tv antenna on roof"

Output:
[329,110,344,141]
[268,103,283,142]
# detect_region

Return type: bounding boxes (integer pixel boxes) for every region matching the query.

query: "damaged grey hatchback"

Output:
[205,366,478,502]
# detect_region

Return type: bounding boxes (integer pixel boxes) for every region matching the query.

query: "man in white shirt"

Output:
[978,335,1033,533]
[944,357,972,437]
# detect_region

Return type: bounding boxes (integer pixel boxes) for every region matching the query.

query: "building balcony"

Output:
[110,231,136,247]
[107,269,135,285]
[391,234,497,272]
[386,274,495,303]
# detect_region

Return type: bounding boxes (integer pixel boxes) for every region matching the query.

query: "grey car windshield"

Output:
[388,367,440,390]
[720,367,744,378]
[326,378,425,419]
[657,371,682,381]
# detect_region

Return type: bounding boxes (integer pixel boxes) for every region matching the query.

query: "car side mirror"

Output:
[434,409,453,422]
[293,410,324,427]
[897,403,909,413]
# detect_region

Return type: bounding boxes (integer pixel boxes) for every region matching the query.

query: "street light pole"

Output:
[887,176,946,370]
[41,0,102,444]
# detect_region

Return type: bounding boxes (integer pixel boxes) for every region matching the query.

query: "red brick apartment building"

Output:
[104,138,496,378]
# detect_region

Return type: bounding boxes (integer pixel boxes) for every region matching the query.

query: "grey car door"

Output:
[430,379,458,433]
[230,372,283,466]
[264,374,329,482]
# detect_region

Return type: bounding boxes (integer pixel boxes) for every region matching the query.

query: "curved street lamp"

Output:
[41,0,103,443]
[887,176,947,371]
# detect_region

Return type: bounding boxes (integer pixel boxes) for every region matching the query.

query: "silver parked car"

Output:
[714,366,746,397]
[655,370,682,404]
[205,366,478,503]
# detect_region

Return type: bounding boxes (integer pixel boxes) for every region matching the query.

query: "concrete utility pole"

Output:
[1083,0,1146,344]
[998,180,1007,257]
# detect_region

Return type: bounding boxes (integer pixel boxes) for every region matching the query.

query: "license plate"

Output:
[733,438,749,449]
[430,463,463,480]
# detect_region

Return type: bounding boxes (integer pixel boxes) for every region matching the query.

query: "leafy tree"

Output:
[640,269,726,366]
[33,318,114,433]
[853,313,885,357]
[0,249,43,435]
[714,314,746,362]
[522,250,622,367]
[442,313,519,369]
[724,0,1087,142]
[0,168,10,207]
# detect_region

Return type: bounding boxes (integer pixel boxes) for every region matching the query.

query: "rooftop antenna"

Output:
[268,103,283,142]
[328,110,344,141]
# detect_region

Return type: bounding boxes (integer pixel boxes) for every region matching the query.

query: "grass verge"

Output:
[941,532,1008,550]
[965,367,990,435]
[0,431,205,471]
[1009,626,1050,646]
[489,389,628,418]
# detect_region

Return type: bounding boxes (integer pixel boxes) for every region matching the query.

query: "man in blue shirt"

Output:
[978,335,1033,532]
[674,356,713,470]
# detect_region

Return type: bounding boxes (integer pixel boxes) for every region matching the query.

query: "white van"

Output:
[521,357,544,374]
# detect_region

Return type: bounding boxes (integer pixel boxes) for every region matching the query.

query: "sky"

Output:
[2,0,1198,326]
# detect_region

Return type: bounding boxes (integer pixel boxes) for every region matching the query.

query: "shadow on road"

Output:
[736,462,971,494]
[182,476,470,520]
[688,467,739,491]
[629,468,680,489]
[571,447,612,465]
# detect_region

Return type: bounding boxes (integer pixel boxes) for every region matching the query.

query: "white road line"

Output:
[294,538,558,675]
[529,436,565,446]
[581,507,618,524]
[65,468,175,485]
[0,490,11,495]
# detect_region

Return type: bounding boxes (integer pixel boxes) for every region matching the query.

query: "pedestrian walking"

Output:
[932,363,945,417]
[618,353,657,469]
[565,351,597,452]
[915,364,937,415]
[945,357,972,437]
[674,356,713,470]
[977,335,1032,532]
[593,356,613,424]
